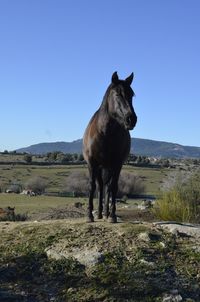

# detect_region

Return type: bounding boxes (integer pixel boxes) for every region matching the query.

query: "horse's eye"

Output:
[116,91,123,97]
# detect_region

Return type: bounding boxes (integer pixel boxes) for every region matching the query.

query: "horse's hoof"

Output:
[108,216,117,223]
[103,215,109,221]
[86,216,94,223]
[97,213,103,219]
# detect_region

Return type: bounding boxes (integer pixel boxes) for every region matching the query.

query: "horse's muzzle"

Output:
[125,113,137,130]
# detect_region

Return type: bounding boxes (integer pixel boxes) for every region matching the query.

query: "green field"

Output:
[2,157,199,219]
[0,164,87,192]
[0,163,169,194]
[0,162,173,218]
[0,194,81,215]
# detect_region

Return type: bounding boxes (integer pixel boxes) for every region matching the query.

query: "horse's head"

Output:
[107,71,137,130]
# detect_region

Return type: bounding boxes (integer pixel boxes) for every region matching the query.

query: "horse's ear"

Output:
[112,71,119,84]
[125,72,134,85]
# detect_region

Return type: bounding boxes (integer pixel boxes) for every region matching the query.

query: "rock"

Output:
[162,289,183,301]
[138,231,161,242]
[159,241,166,248]
[141,199,153,208]
[137,199,154,210]
[154,222,200,239]
[138,232,151,242]
[137,205,148,210]
[45,247,62,260]
[67,287,76,294]
[140,259,155,267]
[45,245,104,268]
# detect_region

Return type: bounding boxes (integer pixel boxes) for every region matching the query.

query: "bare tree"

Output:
[118,171,145,197]
[25,176,47,194]
[63,170,89,195]
[63,170,145,198]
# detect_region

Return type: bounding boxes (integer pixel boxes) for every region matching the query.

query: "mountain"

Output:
[16,140,83,155]
[15,138,200,158]
[130,138,200,158]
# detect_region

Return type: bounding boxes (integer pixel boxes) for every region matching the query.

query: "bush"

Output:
[153,174,200,223]
[118,171,145,197]
[25,176,47,194]
[0,212,28,222]
[7,183,22,193]
[63,170,89,195]
[63,170,145,198]
[24,154,32,164]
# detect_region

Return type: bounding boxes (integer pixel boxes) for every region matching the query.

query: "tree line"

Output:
[1,150,200,167]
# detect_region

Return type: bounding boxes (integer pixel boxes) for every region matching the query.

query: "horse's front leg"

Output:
[97,171,103,219]
[104,184,110,219]
[109,184,117,223]
[109,170,120,223]
[87,167,96,222]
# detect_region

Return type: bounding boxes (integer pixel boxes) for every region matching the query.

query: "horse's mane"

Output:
[100,83,112,111]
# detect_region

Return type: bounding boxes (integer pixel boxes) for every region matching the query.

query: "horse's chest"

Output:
[98,130,130,165]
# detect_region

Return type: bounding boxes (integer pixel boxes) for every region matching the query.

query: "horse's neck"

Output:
[96,107,110,133]
[97,105,119,135]
[97,88,121,134]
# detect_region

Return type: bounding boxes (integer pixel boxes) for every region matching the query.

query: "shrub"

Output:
[25,176,47,194]
[63,170,89,195]
[7,183,22,193]
[0,212,28,222]
[24,154,32,164]
[118,171,145,197]
[153,174,200,223]
[63,170,145,197]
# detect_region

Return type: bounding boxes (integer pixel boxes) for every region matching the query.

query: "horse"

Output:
[83,72,137,223]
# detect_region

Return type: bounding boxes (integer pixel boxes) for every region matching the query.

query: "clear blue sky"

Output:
[0,0,200,151]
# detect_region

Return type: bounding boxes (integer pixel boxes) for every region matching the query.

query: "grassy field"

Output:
[3,159,199,220]
[0,163,171,218]
[0,194,80,215]
[0,164,86,192]
[0,163,170,194]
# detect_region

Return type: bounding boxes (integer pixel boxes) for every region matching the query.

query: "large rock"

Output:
[154,222,200,252]
[45,244,104,268]
[154,222,200,239]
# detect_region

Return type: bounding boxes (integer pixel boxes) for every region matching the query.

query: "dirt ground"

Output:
[27,201,156,224]
[1,206,200,302]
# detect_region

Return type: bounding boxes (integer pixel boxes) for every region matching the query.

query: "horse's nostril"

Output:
[125,113,137,129]
[126,115,132,125]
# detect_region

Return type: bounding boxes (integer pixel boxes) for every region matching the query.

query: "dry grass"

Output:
[153,174,200,223]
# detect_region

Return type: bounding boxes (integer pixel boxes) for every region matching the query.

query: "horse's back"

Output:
[83,111,99,163]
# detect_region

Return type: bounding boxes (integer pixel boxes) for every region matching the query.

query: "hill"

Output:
[130,138,200,158]
[16,140,82,155]
[16,138,200,158]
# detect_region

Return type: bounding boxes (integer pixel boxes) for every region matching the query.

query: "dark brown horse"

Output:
[83,72,137,223]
